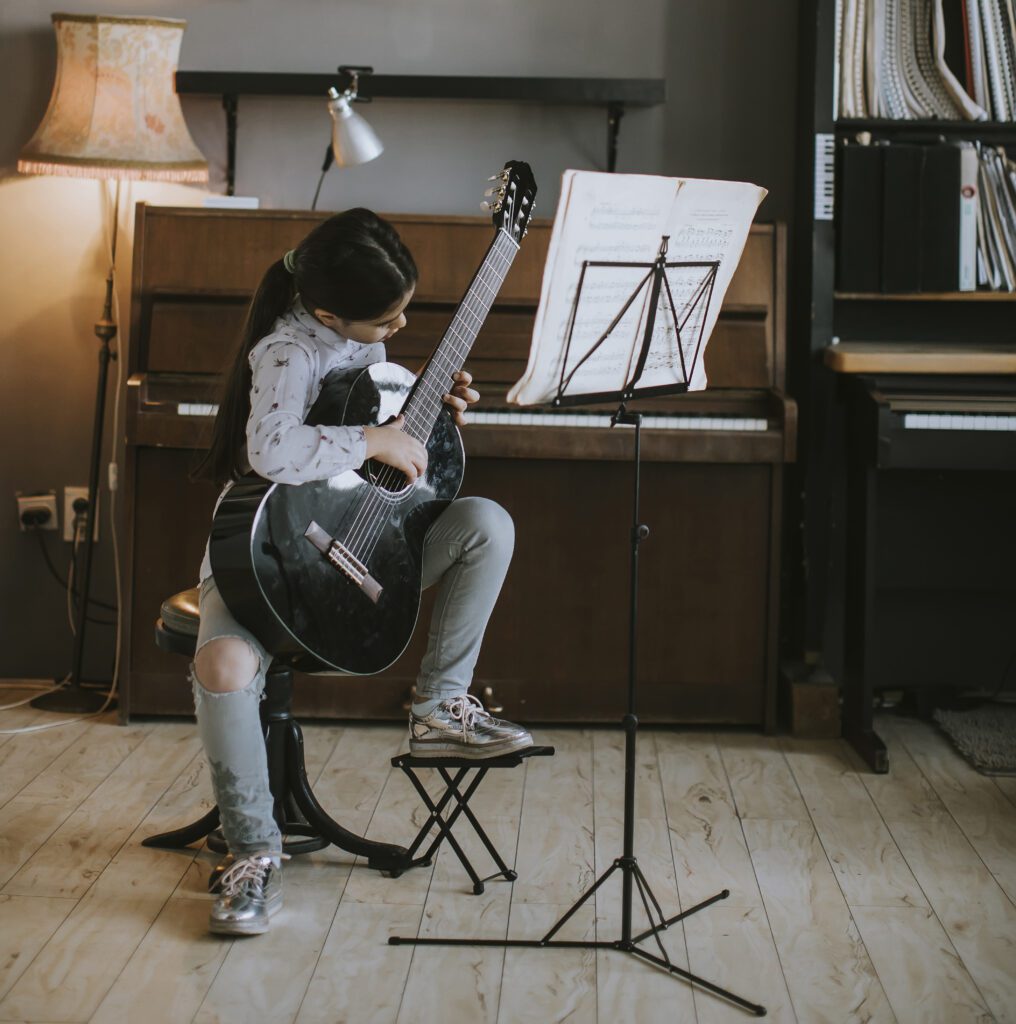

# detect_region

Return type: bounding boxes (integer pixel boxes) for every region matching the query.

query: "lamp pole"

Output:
[33,183,120,713]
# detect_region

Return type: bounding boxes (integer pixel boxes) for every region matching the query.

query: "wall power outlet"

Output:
[64,486,98,543]
[16,491,58,531]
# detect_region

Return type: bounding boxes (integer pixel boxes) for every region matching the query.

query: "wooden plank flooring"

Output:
[0,684,1014,1023]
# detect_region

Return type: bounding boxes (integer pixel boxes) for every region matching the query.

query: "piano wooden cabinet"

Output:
[122,206,793,726]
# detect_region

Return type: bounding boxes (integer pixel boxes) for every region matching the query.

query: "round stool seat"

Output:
[161,587,200,636]
[155,587,201,658]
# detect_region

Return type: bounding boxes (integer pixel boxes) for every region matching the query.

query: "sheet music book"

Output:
[507,170,766,407]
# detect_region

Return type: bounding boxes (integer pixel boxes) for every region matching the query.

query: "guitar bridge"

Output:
[304,521,383,603]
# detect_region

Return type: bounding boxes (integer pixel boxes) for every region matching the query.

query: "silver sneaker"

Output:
[209,853,283,936]
[410,694,533,759]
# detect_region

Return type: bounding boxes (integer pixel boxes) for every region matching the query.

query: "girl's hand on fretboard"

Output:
[443,370,480,427]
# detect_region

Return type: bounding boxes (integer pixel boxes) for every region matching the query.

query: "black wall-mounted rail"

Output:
[175,71,666,193]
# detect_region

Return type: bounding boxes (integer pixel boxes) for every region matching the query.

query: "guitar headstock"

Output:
[483,160,537,243]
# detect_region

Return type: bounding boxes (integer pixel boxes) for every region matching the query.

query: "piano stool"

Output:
[390,745,555,894]
[140,588,411,876]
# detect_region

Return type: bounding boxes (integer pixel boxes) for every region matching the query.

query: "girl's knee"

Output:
[467,497,514,556]
[193,637,261,693]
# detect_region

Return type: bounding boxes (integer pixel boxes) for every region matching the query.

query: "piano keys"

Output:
[122,206,793,727]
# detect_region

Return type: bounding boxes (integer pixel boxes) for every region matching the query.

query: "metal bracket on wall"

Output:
[177,71,665,191]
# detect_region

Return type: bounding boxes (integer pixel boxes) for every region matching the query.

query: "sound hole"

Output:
[363,459,411,497]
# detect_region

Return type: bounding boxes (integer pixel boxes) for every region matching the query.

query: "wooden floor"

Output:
[0,685,1014,1023]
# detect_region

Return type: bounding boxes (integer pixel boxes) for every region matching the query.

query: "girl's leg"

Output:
[192,577,281,857]
[192,577,283,936]
[411,496,531,757]
[415,496,515,703]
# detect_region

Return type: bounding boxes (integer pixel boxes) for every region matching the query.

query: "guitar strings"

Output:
[343,237,514,560]
[342,238,509,542]
[338,234,516,563]
[343,231,514,526]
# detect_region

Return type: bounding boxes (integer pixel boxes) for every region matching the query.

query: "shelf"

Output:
[824,341,1016,374]
[835,291,1016,301]
[836,118,1016,139]
[175,70,665,192]
[176,71,665,107]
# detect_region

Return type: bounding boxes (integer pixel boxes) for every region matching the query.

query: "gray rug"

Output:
[933,706,1016,775]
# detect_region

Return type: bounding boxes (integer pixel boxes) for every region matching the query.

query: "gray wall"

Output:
[0,0,796,682]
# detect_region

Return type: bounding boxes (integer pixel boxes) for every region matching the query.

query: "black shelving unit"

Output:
[791,1,1016,771]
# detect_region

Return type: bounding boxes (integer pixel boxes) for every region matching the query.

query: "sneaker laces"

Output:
[218,853,287,897]
[443,694,490,736]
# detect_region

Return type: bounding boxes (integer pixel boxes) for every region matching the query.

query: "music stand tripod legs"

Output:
[389,238,765,1016]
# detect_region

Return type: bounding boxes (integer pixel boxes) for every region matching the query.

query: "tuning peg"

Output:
[481,200,503,211]
[484,185,505,198]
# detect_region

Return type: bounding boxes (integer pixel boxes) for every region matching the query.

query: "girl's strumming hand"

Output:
[442,370,480,427]
[364,416,429,483]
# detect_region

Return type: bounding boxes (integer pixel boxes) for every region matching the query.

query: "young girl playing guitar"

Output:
[193,208,531,935]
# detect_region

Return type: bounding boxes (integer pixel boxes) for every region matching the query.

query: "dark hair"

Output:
[193,208,417,485]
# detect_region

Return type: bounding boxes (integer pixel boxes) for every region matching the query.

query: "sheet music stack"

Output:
[975,141,1016,288]
[836,0,1016,120]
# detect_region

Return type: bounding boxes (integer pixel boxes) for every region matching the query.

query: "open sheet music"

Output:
[507,170,766,406]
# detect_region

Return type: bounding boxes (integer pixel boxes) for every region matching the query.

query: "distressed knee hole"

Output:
[193,637,261,694]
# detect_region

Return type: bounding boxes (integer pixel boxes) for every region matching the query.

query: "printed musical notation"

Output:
[508,170,766,405]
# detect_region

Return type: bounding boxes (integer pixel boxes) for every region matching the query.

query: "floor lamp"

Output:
[19,13,208,713]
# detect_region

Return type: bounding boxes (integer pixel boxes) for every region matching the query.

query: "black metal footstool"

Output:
[391,745,555,893]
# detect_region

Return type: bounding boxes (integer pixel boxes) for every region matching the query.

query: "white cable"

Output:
[107,178,126,712]
[0,677,69,711]
[66,515,82,636]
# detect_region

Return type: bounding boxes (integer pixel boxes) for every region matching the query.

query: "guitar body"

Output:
[210,361,463,674]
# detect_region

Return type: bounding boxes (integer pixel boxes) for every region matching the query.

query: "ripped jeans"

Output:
[191,496,514,857]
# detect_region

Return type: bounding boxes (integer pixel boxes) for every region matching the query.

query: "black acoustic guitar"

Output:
[210,161,537,674]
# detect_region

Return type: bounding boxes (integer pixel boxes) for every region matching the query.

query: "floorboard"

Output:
[0,702,1011,1024]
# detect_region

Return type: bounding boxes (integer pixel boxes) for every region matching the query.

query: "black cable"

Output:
[35,530,118,622]
[310,141,334,211]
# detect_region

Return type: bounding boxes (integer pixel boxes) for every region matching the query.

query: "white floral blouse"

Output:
[198,298,385,581]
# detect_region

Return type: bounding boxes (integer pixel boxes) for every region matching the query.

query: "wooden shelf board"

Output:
[835,291,1016,302]
[825,342,1016,374]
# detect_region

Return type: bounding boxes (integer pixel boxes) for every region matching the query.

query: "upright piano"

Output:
[123,206,793,726]
[826,342,1016,770]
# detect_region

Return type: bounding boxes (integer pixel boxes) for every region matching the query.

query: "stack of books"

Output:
[837,139,1016,291]
[836,0,1016,120]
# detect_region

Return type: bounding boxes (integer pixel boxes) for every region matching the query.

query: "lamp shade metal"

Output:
[327,87,384,167]
[18,13,208,182]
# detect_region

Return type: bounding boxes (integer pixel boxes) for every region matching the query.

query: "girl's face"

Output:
[315,288,415,345]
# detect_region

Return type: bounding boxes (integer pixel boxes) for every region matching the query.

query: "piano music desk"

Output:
[826,342,1016,772]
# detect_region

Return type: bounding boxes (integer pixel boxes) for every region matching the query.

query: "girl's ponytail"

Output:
[191,258,294,485]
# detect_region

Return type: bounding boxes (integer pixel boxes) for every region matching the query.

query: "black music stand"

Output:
[390,237,766,1017]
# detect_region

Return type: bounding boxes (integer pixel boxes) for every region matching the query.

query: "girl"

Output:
[193,208,531,936]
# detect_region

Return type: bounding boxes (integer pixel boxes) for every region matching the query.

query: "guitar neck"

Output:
[401,228,520,441]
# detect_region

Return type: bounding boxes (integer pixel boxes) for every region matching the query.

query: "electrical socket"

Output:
[64,486,98,543]
[16,491,58,531]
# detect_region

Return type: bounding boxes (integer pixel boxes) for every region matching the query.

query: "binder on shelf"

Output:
[881,144,926,293]
[959,143,979,291]
[921,143,962,292]
[837,143,884,292]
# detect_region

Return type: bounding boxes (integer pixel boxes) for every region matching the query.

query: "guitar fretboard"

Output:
[400,229,519,443]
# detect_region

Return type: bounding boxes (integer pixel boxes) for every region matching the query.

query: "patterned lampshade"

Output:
[18,12,208,182]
